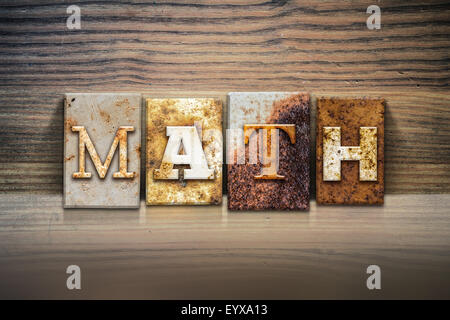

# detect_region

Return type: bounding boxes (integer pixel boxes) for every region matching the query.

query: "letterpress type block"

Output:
[64,93,141,208]
[146,98,223,205]
[316,98,384,204]
[227,92,310,210]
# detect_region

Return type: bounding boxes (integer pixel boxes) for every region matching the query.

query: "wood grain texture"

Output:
[0,0,449,194]
[0,193,449,299]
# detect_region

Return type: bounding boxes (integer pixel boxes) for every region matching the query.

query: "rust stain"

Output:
[115,98,129,107]
[64,118,77,132]
[113,98,136,119]
[135,144,141,156]
[64,117,77,143]
[153,162,174,180]
[99,110,111,124]
[64,155,75,162]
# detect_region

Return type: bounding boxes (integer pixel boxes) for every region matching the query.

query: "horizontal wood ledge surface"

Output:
[0,193,449,299]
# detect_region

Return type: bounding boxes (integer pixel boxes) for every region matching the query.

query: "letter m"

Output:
[72,126,135,179]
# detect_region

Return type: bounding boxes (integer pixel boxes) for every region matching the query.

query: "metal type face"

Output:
[316,98,385,205]
[146,98,223,205]
[64,93,141,208]
[227,92,310,211]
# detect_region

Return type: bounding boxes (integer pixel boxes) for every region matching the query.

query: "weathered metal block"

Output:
[64,93,141,208]
[146,98,223,205]
[227,92,310,210]
[316,98,385,204]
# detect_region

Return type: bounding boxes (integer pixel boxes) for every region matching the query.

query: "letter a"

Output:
[154,126,214,180]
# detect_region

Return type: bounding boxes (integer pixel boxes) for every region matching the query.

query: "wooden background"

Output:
[0,0,449,194]
[0,0,449,299]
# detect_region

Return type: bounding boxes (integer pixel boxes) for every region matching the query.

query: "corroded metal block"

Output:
[316,98,385,204]
[227,92,310,210]
[146,98,223,205]
[64,93,141,208]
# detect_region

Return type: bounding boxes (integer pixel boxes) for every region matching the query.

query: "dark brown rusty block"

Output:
[316,98,385,205]
[227,92,310,210]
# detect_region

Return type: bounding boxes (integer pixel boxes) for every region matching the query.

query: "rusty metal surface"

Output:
[227,92,310,210]
[244,124,296,180]
[316,98,385,204]
[64,93,141,208]
[146,98,223,205]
